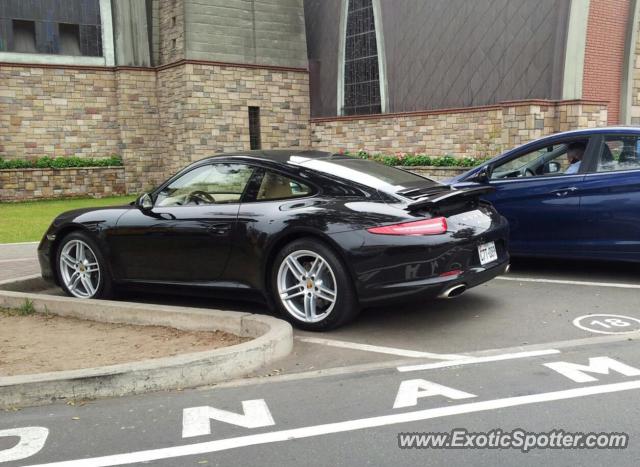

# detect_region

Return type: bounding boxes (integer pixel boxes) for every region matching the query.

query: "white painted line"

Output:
[0,274,42,287]
[0,258,35,264]
[497,276,640,290]
[0,241,39,247]
[202,331,640,391]
[25,379,640,467]
[296,336,464,360]
[397,349,560,372]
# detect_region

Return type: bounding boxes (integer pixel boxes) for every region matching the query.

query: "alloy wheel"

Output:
[276,249,338,323]
[59,239,101,298]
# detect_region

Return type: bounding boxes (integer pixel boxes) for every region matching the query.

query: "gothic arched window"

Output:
[343,0,382,115]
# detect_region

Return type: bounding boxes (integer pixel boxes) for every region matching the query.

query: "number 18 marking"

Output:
[574,314,640,335]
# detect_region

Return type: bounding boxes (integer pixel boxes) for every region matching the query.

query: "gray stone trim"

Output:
[562,0,591,100]
[621,0,640,124]
[372,0,388,114]
[336,0,349,116]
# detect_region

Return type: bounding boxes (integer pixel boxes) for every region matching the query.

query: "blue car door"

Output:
[578,133,640,260]
[458,136,596,257]
[486,175,585,256]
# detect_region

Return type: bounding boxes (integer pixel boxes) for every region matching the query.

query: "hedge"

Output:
[0,155,123,170]
[345,150,488,168]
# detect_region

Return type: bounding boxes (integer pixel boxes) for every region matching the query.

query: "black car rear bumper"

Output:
[357,256,509,306]
[330,209,510,306]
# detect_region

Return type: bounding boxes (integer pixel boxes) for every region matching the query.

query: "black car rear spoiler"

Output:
[405,185,496,211]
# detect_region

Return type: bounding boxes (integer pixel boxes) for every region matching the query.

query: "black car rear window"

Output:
[295,156,440,191]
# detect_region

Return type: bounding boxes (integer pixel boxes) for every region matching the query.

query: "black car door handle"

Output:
[549,187,578,197]
[207,223,232,235]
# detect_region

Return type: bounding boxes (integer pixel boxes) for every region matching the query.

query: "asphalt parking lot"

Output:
[2,242,640,465]
[2,242,640,374]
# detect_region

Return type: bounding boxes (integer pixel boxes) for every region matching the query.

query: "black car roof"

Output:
[201,149,340,164]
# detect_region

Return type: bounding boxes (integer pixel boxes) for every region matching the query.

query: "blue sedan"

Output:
[449,127,640,262]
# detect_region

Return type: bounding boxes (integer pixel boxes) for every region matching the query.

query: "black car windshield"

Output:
[289,155,441,192]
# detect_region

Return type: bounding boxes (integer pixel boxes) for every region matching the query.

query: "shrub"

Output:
[0,155,123,170]
[343,151,487,168]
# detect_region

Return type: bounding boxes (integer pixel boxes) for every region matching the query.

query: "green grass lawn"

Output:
[0,196,135,244]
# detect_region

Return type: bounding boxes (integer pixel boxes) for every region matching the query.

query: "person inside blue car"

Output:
[565,142,586,175]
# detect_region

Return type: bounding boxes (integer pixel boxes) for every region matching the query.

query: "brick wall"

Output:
[0,167,126,201]
[311,100,608,157]
[582,0,630,125]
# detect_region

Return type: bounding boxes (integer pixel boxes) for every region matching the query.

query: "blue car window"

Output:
[595,136,640,173]
[490,143,581,180]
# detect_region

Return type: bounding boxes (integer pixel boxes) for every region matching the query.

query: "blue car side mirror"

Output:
[472,166,491,183]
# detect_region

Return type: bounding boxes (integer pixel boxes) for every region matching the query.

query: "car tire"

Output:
[271,238,359,331]
[56,231,113,299]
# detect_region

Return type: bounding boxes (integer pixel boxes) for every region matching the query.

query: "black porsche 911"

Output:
[38,150,509,330]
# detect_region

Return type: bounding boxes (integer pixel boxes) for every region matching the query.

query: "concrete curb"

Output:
[0,277,293,408]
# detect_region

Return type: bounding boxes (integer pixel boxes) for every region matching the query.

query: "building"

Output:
[307,0,637,156]
[1,0,639,200]
[0,0,310,196]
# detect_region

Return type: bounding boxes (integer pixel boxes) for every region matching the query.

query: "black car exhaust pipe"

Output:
[438,284,467,299]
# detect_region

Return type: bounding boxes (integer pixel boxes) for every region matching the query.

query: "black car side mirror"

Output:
[472,165,491,183]
[136,193,154,211]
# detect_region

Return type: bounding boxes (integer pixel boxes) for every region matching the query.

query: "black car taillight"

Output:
[367,217,448,236]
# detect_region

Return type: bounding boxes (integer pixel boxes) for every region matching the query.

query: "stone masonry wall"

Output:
[311,100,608,158]
[115,70,165,192]
[1,61,310,199]
[0,64,166,197]
[157,0,185,65]
[0,167,126,201]
[400,166,468,182]
[2,63,603,202]
[0,65,120,159]
[159,62,311,175]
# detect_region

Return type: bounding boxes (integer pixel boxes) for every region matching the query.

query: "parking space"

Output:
[266,268,640,375]
[94,268,640,377]
[0,243,39,282]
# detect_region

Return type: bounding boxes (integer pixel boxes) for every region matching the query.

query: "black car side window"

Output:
[155,163,254,207]
[255,171,312,201]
